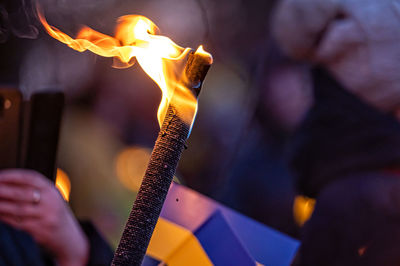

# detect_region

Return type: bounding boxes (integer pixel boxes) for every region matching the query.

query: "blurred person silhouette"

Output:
[0,0,114,264]
[0,36,112,266]
[0,89,113,266]
[273,0,400,265]
[0,94,113,266]
[215,40,312,237]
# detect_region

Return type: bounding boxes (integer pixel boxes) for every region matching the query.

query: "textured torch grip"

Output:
[112,106,189,266]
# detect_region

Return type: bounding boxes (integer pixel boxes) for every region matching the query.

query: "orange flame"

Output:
[37,8,212,127]
[55,168,71,201]
[293,195,315,226]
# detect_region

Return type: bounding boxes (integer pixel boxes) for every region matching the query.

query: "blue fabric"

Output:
[195,210,254,265]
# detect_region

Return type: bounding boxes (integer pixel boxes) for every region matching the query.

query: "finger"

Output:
[0,201,40,218]
[0,214,39,234]
[0,185,39,203]
[0,169,49,188]
[0,215,23,230]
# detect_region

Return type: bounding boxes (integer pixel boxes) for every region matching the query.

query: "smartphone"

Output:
[24,92,64,181]
[0,88,22,169]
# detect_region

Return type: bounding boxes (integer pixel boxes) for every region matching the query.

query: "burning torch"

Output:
[37,7,213,265]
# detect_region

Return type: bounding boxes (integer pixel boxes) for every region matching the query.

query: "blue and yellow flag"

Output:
[143,183,299,266]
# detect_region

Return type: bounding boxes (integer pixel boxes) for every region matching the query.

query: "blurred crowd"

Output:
[3,0,400,265]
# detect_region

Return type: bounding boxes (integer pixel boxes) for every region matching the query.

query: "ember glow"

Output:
[37,8,212,127]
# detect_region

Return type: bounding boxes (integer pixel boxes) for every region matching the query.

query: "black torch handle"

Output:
[112,105,189,265]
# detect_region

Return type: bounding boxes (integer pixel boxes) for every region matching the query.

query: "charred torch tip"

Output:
[185,49,212,97]
[195,45,213,64]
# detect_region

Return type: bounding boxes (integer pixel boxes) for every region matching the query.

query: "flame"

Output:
[55,168,71,201]
[38,8,212,127]
[293,195,315,226]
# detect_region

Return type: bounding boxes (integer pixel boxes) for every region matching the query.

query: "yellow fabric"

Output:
[147,218,212,265]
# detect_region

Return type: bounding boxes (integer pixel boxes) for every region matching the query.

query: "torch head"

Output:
[185,46,213,97]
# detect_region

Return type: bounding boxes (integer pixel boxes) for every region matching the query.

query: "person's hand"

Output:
[0,169,89,266]
[273,0,400,112]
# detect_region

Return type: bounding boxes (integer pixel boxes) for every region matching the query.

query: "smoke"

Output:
[0,0,116,43]
[8,0,113,98]
[0,0,39,42]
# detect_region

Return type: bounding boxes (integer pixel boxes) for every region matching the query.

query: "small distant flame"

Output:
[37,7,212,127]
[293,195,315,226]
[55,168,71,201]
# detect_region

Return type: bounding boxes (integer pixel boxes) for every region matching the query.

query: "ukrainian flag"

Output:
[143,183,299,266]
